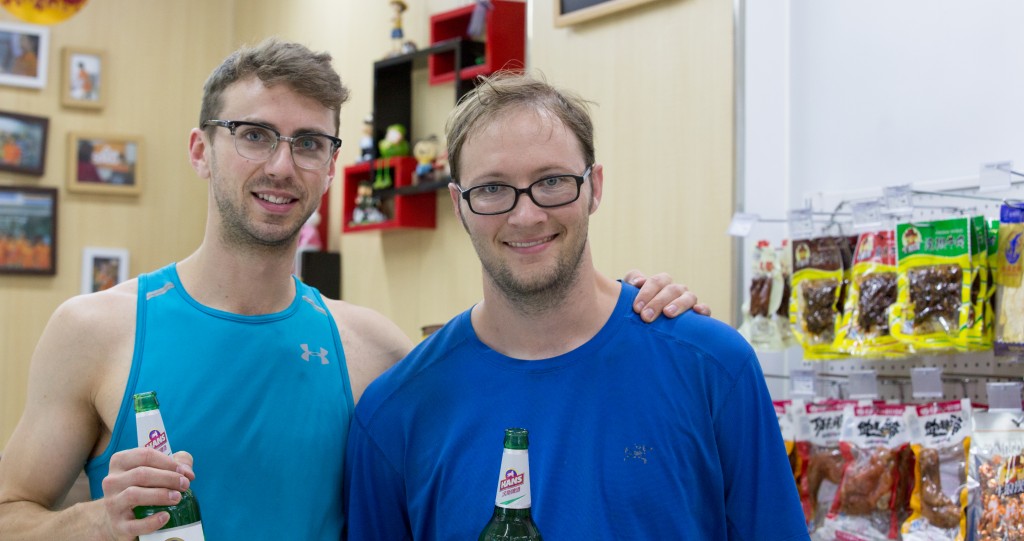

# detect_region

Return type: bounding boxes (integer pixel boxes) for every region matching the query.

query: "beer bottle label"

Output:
[493,449,531,509]
[136,410,172,455]
[139,522,205,541]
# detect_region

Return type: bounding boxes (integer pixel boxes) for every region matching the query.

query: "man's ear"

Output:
[324,151,337,195]
[448,182,470,233]
[188,128,211,179]
[588,163,604,215]
[448,182,463,221]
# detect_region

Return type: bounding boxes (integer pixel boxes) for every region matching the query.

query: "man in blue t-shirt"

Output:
[344,72,810,540]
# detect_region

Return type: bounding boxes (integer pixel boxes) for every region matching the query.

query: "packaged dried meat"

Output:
[985,218,1000,348]
[791,237,848,359]
[837,229,906,358]
[797,400,857,534]
[966,409,1024,540]
[995,202,1024,358]
[776,399,803,492]
[889,217,986,352]
[739,239,786,350]
[901,399,973,540]
[818,403,913,541]
[775,240,799,348]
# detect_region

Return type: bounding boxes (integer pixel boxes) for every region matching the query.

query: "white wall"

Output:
[739,0,1024,398]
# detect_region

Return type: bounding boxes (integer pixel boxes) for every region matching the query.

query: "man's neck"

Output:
[175,240,298,316]
[471,267,620,360]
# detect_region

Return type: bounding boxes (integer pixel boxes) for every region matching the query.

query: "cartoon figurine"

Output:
[388,0,407,57]
[413,135,439,184]
[375,123,409,189]
[352,181,387,224]
[358,114,375,163]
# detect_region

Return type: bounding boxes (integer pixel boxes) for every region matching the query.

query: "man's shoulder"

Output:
[355,311,472,415]
[639,310,757,375]
[321,298,415,403]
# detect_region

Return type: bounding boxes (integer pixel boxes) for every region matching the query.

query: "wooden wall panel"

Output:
[1,0,735,447]
[0,1,233,448]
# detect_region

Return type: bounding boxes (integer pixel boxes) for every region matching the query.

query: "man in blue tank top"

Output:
[0,40,704,539]
[344,73,810,539]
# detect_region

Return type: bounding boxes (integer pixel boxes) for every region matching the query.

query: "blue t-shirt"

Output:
[345,284,809,540]
[85,263,354,539]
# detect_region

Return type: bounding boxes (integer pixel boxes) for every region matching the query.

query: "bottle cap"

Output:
[133,391,160,413]
[503,428,529,450]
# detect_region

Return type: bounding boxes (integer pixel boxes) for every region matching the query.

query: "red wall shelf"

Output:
[342,157,436,233]
[428,0,526,86]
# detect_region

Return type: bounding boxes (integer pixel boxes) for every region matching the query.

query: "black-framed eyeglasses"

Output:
[456,166,593,216]
[202,120,342,171]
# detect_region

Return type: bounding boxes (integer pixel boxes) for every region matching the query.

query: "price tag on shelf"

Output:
[848,370,879,400]
[787,208,815,240]
[979,161,1012,193]
[789,369,817,399]
[986,381,1023,411]
[727,212,759,237]
[911,367,944,399]
[883,184,913,215]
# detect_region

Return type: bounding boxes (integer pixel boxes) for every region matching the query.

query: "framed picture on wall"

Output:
[0,110,49,176]
[555,0,664,27]
[62,47,105,109]
[80,247,129,294]
[0,21,49,89]
[67,132,142,196]
[0,186,57,275]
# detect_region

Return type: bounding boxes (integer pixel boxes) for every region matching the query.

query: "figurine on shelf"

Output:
[412,134,439,184]
[352,180,387,225]
[375,123,409,189]
[467,0,493,40]
[434,146,450,180]
[388,0,408,57]
[358,114,375,163]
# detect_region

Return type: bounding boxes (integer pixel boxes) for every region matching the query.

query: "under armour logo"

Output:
[300,344,330,365]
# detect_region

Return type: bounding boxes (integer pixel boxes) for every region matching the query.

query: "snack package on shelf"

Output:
[985,218,1000,349]
[791,237,849,360]
[837,229,906,358]
[901,399,973,541]
[995,202,1024,358]
[775,240,799,348]
[889,217,985,353]
[797,400,858,534]
[966,409,1024,540]
[967,215,993,351]
[818,402,914,541]
[776,399,804,496]
[739,240,786,350]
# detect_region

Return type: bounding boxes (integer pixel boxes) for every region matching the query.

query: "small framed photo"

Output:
[0,21,49,89]
[62,47,105,109]
[68,132,142,196]
[0,185,58,276]
[0,110,49,176]
[81,247,129,294]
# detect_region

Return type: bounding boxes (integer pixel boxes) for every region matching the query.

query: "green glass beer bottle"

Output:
[132,391,206,541]
[478,428,543,541]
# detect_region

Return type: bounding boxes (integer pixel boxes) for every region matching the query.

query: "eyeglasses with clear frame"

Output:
[202,120,342,170]
[455,166,593,215]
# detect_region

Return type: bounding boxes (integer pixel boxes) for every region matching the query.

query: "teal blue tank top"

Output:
[85,263,354,539]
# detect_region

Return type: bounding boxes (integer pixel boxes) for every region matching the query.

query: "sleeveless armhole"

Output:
[306,285,356,417]
[85,271,149,481]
